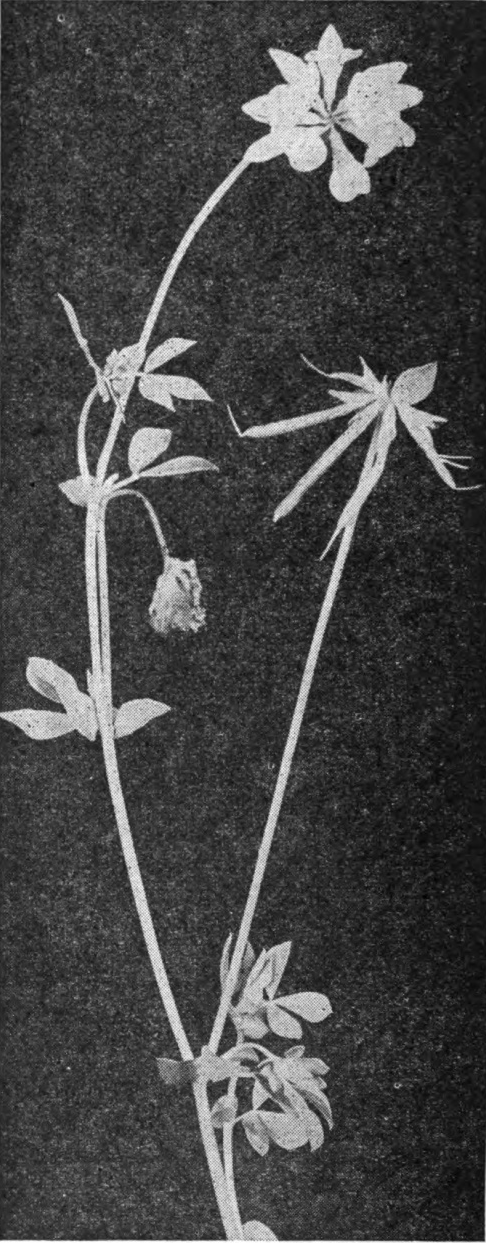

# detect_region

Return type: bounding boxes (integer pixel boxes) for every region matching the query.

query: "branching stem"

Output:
[209,522,357,1054]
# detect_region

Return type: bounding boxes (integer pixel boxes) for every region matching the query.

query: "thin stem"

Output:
[108,488,168,562]
[193,1080,243,1241]
[78,386,98,483]
[209,522,356,1054]
[95,155,249,496]
[138,156,250,355]
[223,1035,244,1239]
[97,500,113,721]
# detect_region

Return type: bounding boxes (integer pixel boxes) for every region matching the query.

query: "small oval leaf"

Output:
[165,375,212,403]
[277,992,332,1023]
[242,1115,270,1156]
[139,375,175,410]
[266,1004,303,1040]
[114,699,170,739]
[141,456,218,480]
[59,476,92,506]
[211,1096,238,1128]
[145,338,196,372]
[0,709,76,740]
[391,362,437,408]
[243,1222,278,1241]
[128,428,172,475]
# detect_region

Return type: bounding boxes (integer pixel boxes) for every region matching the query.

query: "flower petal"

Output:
[321,404,397,560]
[391,362,437,406]
[242,396,374,439]
[314,25,362,108]
[274,404,379,522]
[328,129,371,202]
[363,118,416,167]
[269,48,318,93]
[285,129,328,173]
[0,709,76,740]
[397,405,462,489]
[340,63,423,143]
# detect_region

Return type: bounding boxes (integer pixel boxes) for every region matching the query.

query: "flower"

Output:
[241,359,477,557]
[242,25,422,200]
[221,938,332,1041]
[149,556,206,636]
[240,1045,332,1154]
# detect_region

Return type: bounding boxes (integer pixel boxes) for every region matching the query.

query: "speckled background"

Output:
[1,3,485,1240]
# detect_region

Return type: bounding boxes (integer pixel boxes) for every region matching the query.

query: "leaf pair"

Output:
[126,425,216,483]
[138,337,212,412]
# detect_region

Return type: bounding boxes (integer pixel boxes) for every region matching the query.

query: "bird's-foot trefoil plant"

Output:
[1,22,430,1242]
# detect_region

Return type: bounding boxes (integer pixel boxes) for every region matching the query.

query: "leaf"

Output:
[0,709,76,740]
[59,476,93,506]
[198,1047,241,1085]
[114,699,171,739]
[239,1013,269,1040]
[260,1110,309,1150]
[242,1114,270,1156]
[128,428,172,475]
[266,1004,303,1040]
[141,456,218,479]
[391,362,437,408]
[156,1057,197,1087]
[252,1080,270,1110]
[301,1108,325,1152]
[139,374,175,410]
[277,992,332,1023]
[300,1084,333,1130]
[265,942,293,999]
[144,338,196,372]
[26,658,98,740]
[243,1222,278,1241]
[165,375,212,403]
[284,1045,305,1059]
[211,1096,238,1128]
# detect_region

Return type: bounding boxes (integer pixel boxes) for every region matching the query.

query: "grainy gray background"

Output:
[1,2,485,1239]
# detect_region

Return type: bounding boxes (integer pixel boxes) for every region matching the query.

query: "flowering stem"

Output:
[223,1035,244,1239]
[209,522,356,1054]
[89,494,243,1240]
[138,156,250,355]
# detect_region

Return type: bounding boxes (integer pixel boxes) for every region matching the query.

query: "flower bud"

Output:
[149,557,205,637]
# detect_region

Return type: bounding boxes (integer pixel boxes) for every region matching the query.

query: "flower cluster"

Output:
[243,25,423,200]
[241,359,477,557]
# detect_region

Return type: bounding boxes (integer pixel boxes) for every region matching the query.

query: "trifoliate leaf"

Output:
[128,428,172,475]
[165,376,212,403]
[114,699,170,739]
[144,339,196,372]
[266,1004,303,1040]
[277,992,332,1022]
[211,1096,238,1128]
[140,457,218,480]
[59,476,93,506]
[391,362,437,407]
[0,709,76,740]
[139,375,175,410]
[243,1222,278,1240]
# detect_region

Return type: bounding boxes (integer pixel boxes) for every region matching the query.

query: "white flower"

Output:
[241,359,477,557]
[242,25,422,201]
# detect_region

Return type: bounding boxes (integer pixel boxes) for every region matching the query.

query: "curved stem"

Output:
[108,488,168,562]
[138,156,249,355]
[209,522,356,1054]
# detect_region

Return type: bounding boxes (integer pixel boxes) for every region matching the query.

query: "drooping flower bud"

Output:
[149,557,205,637]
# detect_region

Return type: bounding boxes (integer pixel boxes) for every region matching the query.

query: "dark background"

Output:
[1,3,485,1240]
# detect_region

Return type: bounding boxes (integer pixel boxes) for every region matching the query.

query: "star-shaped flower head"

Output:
[242,25,423,201]
[240,359,477,558]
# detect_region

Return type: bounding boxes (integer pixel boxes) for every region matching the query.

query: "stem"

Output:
[138,156,250,355]
[108,488,168,562]
[209,523,356,1054]
[78,386,98,482]
[92,498,243,1238]
[95,155,249,496]
[223,1035,244,1239]
[193,1080,243,1241]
